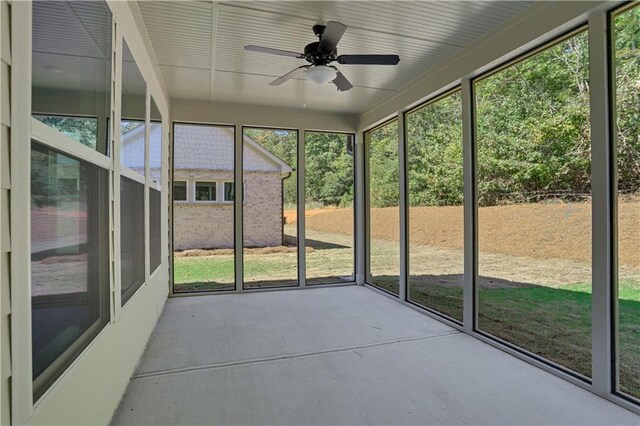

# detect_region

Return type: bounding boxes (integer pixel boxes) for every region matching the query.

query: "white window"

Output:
[195,181,217,202]
[30,0,113,401]
[223,181,235,202]
[223,181,246,202]
[173,181,187,201]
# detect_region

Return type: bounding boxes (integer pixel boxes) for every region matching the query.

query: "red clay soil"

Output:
[299,198,640,268]
[284,207,339,225]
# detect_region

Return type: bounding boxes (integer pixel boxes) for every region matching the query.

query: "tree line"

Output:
[370,13,639,208]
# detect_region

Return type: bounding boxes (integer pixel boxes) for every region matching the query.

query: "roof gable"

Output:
[173,124,292,173]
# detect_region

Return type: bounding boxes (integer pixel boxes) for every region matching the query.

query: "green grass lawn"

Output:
[173,256,235,291]
[174,229,355,292]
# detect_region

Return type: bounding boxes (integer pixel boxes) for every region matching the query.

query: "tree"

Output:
[407,92,463,206]
[368,121,399,208]
[615,7,640,193]
[34,115,98,149]
[475,31,591,205]
[244,128,298,205]
[305,132,354,207]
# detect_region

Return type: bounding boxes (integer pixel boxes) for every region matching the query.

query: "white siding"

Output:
[121,122,163,171]
[1,1,11,424]
[174,124,285,172]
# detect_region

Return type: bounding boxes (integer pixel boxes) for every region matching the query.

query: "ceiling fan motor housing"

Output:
[304,41,336,65]
[312,24,326,37]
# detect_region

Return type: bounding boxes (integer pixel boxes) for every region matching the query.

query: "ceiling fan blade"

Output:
[318,21,347,53]
[269,66,308,86]
[337,54,400,65]
[245,45,303,59]
[332,70,353,92]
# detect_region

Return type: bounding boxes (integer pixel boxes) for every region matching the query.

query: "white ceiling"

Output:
[33,0,147,97]
[33,0,112,93]
[139,1,536,114]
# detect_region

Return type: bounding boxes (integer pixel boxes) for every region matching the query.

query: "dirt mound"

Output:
[284,206,341,225]
[176,245,314,257]
[304,199,640,268]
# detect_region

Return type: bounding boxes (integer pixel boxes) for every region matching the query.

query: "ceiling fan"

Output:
[244,21,400,92]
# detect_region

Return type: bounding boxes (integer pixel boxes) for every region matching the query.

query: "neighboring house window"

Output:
[223,181,245,202]
[173,181,187,201]
[195,182,217,202]
[224,182,235,202]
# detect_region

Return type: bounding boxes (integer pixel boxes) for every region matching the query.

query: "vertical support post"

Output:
[297,129,306,287]
[168,121,175,294]
[112,26,123,315]
[0,4,6,426]
[355,131,366,285]
[164,119,173,295]
[461,78,477,333]
[144,87,151,284]
[398,112,408,301]
[10,1,33,421]
[589,11,614,397]
[234,125,243,291]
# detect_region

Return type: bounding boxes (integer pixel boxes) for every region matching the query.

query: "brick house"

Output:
[166,124,293,250]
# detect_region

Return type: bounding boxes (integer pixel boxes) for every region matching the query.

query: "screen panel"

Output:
[243,128,298,289]
[31,142,110,400]
[406,91,463,321]
[172,123,236,292]
[366,120,400,296]
[120,176,145,305]
[613,3,640,400]
[304,132,355,285]
[120,40,146,176]
[475,30,592,378]
[150,188,162,273]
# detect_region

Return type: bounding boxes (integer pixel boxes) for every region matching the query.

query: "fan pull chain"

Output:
[302,77,306,109]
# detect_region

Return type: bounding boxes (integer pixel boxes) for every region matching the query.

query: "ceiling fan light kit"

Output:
[244,21,400,92]
[305,65,337,85]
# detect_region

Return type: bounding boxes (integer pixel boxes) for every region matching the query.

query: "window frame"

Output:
[303,131,358,286]
[194,180,218,203]
[119,174,146,307]
[119,117,147,181]
[149,187,163,275]
[28,118,112,403]
[404,87,464,325]
[173,180,188,202]
[118,36,150,310]
[15,1,119,414]
[170,122,237,294]
[11,0,173,421]
[240,126,299,291]
[223,181,234,202]
[610,1,640,406]
[471,24,592,383]
[223,180,246,203]
[363,117,401,298]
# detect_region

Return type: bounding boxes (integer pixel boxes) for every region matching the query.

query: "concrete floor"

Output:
[113,286,639,425]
